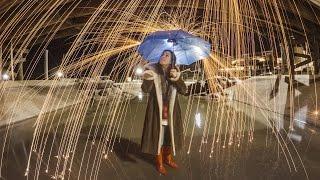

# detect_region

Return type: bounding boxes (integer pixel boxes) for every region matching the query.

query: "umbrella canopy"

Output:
[137,29,211,65]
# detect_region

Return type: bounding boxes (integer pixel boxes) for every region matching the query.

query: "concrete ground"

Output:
[1,96,320,180]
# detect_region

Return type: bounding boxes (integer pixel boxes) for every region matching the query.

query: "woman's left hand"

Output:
[169,68,181,81]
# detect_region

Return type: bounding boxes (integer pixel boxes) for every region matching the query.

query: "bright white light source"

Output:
[2,73,10,80]
[127,77,132,82]
[195,113,201,128]
[135,67,143,75]
[56,71,64,78]
[314,111,319,115]
[138,92,143,100]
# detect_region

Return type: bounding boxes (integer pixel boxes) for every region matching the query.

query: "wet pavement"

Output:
[1,96,320,180]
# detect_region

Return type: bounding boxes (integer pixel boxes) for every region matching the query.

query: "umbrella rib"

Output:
[175,41,209,53]
[183,48,190,65]
[178,38,210,48]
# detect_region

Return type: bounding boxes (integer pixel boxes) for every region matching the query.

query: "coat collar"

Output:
[144,63,178,75]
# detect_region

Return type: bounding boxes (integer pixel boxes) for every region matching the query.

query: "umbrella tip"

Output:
[167,39,177,43]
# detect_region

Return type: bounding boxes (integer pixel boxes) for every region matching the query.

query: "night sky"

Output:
[25,38,68,79]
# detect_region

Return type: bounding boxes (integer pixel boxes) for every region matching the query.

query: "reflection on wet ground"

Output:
[1,96,320,180]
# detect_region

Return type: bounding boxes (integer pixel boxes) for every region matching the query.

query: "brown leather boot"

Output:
[155,151,167,175]
[162,146,178,169]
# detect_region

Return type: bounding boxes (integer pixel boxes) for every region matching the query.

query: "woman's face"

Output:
[159,51,171,66]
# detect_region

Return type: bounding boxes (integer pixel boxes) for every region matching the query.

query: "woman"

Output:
[140,50,187,175]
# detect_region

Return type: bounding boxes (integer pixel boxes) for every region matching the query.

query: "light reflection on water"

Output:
[195,112,201,128]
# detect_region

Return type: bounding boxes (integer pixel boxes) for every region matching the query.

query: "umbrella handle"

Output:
[171,43,176,68]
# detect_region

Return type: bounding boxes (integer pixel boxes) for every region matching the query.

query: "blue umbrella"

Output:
[137,29,211,65]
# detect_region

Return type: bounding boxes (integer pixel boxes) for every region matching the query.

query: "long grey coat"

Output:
[141,63,187,156]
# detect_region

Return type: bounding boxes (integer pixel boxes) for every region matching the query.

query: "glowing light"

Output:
[138,92,143,100]
[288,132,302,142]
[135,67,143,76]
[0,0,313,177]
[24,169,29,176]
[195,113,201,128]
[2,73,10,80]
[56,71,64,78]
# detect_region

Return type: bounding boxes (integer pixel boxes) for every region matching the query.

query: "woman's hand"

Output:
[169,68,181,81]
[142,70,155,80]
